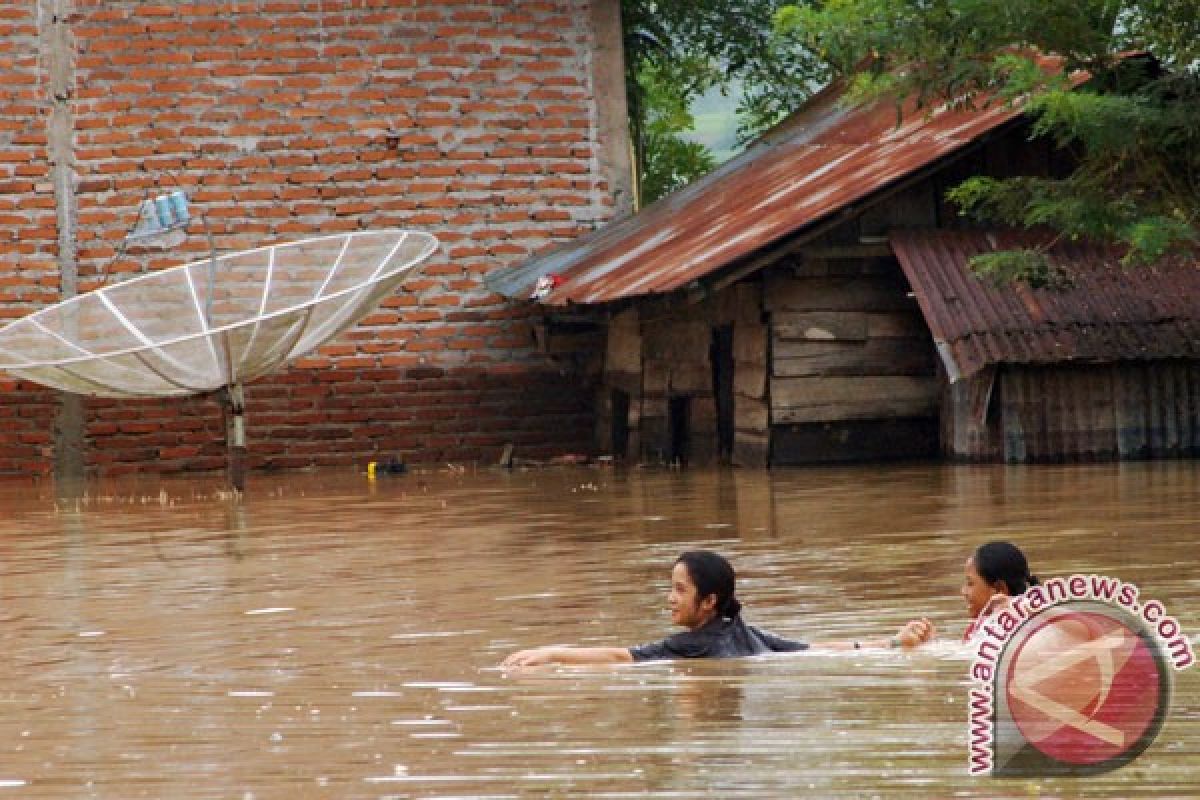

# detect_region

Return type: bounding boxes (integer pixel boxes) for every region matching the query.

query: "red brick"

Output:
[0,0,609,479]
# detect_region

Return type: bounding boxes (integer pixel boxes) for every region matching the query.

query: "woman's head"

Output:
[962,541,1037,618]
[671,550,741,629]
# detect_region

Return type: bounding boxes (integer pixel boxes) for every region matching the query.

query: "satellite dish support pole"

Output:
[222,382,247,492]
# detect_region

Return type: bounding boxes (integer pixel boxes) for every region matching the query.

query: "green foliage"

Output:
[776,0,1200,278]
[1116,0,1200,68]
[621,0,819,207]
[775,0,1120,104]
[641,132,719,204]
[635,61,719,204]
[970,249,1068,289]
[1123,216,1197,264]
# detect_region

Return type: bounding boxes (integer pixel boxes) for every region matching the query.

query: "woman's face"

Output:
[669,562,716,629]
[962,557,1004,619]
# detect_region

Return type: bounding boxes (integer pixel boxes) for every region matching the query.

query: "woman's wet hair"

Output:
[676,550,742,618]
[974,541,1039,595]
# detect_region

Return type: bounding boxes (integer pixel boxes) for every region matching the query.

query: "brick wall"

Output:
[0,2,59,477]
[0,0,620,478]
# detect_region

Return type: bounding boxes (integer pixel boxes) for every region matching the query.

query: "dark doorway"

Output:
[710,324,735,463]
[610,389,630,460]
[668,395,690,466]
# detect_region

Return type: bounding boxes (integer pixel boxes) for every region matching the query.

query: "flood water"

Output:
[1,462,1198,798]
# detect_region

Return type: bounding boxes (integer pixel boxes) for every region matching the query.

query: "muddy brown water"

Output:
[1,463,1197,798]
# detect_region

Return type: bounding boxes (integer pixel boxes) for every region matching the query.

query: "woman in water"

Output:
[503,550,935,667]
[962,540,1039,641]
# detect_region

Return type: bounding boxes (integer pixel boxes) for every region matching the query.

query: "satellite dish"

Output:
[0,229,437,396]
[0,229,438,488]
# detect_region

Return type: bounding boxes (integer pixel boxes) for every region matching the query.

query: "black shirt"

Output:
[628,615,809,662]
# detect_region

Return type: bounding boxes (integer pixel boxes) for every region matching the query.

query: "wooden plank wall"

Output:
[764,255,939,463]
[642,311,717,464]
[730,283,769,467]
[597,281,767,465]
[1113,361,1200,459]
[596,308,642,460]
[992,361,1200,462]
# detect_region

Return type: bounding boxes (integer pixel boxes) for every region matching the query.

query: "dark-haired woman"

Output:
[502,550,934,667]
[962,540,1039,641]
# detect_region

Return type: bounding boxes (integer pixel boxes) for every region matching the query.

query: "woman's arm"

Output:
[502,645,634,668]
[809,617,936,651]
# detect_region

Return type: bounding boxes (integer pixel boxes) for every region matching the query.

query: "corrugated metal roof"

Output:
[891,229,1200,381]
[487,67,1070,306]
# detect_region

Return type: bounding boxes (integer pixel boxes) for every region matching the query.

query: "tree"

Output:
[622,0,817,207]
[635,61,719,203]
[776,0,1200,283]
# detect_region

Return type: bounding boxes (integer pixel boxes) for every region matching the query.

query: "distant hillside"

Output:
[682,81,743,164]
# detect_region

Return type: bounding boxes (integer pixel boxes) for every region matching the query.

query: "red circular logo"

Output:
[1004,610,1165,767]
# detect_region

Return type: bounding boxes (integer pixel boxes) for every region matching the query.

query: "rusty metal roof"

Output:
[487,75,1057,306]
[891,229,1200,381]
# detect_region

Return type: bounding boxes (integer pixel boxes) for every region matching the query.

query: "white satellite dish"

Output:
[0,229,437,396]
[0,229,438,488]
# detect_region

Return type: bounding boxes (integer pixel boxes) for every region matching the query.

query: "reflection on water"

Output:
[1,462,1198,797]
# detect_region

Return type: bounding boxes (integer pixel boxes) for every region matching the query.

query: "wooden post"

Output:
[42,0,87,485]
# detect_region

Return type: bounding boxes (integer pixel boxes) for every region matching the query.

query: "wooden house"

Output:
[487,75,1200,467]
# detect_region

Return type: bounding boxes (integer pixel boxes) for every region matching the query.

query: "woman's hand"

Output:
[502,646,633,668]
[894,617,936,648]
[502,647,559,668]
